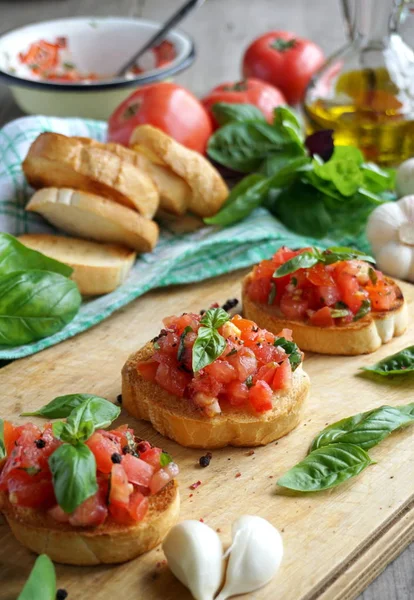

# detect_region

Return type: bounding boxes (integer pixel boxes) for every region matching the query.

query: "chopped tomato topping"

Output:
[109,464,133,506]
[248,380,273,413]
[87,432,121,474]
[309,306,335,327]
[137,359,158,382]
[122,454,154,488]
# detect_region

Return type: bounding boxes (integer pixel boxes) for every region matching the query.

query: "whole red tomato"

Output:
[242,31,325,105]
[201,78,286,128]
[108,82,213,153]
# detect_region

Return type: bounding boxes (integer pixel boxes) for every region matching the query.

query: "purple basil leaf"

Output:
[305,130,334,161]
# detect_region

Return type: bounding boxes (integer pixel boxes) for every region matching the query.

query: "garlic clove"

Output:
[163,520,224,600]
[215,515,283,600]
[396,159,414,197]
[376,242,414,283]
[366,201,407,253]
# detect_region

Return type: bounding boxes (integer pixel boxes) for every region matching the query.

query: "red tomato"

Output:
[335,265,367,314]
[309,306,335,327]
[155,362,192,397]
[3,421,20,456]
[122,453,154,488]
[137,359,158,382]
[271,359,292,390]
[317,285,340,307]
[107,82,213,152]
[249,380,273,413]
[8,471,55,509]
[201,78,286,128]
[242,31,325,105]
[109,464,132,507]
[307,263,335,286]
[128,491,149,521]
[204,360,237,384]
[139,447,162,471]
[280,292,309,319]
[68,491,108,527]
[149,468,173,495]
[87,432,121,474]
[19,40,59,71]
[225,380,250,406]
[367,281,396,311]
[227,347,258,381]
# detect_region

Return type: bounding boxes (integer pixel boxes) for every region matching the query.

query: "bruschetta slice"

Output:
[243,246,408,355]
[0,422,179,565]
[122,309,310,448]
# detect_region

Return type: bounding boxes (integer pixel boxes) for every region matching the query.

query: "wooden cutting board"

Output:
[0,269,413,600]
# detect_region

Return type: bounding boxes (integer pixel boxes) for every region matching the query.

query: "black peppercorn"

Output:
[56,590,68,600]
[34,438,46,449]
[111,452,122,464]
[116,394,122,404]
[199,453,212,468]
[222,298,239,312]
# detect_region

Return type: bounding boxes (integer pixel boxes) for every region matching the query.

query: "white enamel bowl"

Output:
[0,16,195,120]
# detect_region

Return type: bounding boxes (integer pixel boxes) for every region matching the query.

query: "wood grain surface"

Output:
[0,269,413,600]
[0,1,413,598]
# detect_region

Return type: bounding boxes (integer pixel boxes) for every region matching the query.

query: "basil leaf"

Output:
[53,397,120,443]
[160,451,173,467]
[323,246,375,264]
[207,121,290,173]
[330,308,349,318]
[274,337,302,371]
[353,299,371,321]
[0,418,5,460]
[177,326,192,362]
[245,375,253,388]
[273,106,304,147]
[17,554,56,600]
[21,393,99,418]
[362,346,414,376]
[361,162,394,193]
[192,326,226,372]
[261,151,308,177]
[310,404,414,452]
[277,443,373,492]
[313,146,364,196]
[204,174,269,226]
[0,233,72,278]
[273,250,319,278]
[212,102,266,126]
[49,442,98,513]
[0,270,81,347]
[200,307,230,329]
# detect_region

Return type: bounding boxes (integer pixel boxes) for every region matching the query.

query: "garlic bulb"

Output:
[215,515,283,600]
[162,520,224,600]
[396,158,414,197]
[366,195,414,283]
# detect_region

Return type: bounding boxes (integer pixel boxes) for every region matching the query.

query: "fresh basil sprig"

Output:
[52,396,120,443]
[17,554,56,600]
[274,337,302,371]
[273,246,375,278]
[310,404,414,452]
[212,102,266,127]
[0,233,72,277]
[49,442,98,513]
[22,393,100,418]
[0,418,5,460]
[277,443,373,492]
[192,308,230,372]
[0,270,81,347]
[362,346,414,376]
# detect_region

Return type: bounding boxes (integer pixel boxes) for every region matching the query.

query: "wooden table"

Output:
[0,1,412,598]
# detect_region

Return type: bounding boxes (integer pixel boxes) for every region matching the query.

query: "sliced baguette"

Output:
[18,234,136,296]
[242,274,409,355]
[75,136,191,216]
[22,132,159,218]
[122,342,310,449]
[129,125,229,218]
[25,188,159,253]
[0,480,179,565]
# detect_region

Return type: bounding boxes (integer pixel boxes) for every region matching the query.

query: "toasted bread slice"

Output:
[75,136,191,216]
[26,188,159,253]
[18,234,136,296]
[122,342,310,449]
[129,125,229,218]
[242,274,409,355]
[0,481,179,565]
[23,132,159,218]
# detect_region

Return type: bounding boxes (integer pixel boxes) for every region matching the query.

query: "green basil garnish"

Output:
[52,396,120,443]
[0,418,5,460]
[274,337,302,371]
[273,246,375,278]
[200,307,230,329]
[192,326,227,372]
[277,443,373,492]
[49,442,98,513]
[353,299,371,321]
[245,375,254,388]
[21,393,100,418]
[310,404,414,452]
[368,267,378,284]
[330,308,349,318]
[362,346,414,376]
[177,326,193,362]
[211,102,266,127]
[160,451,173,467]
[17,554,56,600]
[268,282,276,305]
[0,270,81,346]
[0,233,72,277]
[273,250,320,277]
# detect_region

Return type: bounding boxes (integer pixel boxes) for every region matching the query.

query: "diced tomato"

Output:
[122,453,154,488]
[137,359,159,382]
[272,246,301,267]
[68,491,108,527]
[8,471,55,509]
[227,347,257,381]
[0,446,22,488]
[271,358,292,391]
[231,316,257,333]
[128,491,149,521]
[19,40,60,70]
[317,285,340,307]
[3,421,20,456]
[307,263,335,286]
[204,360,237,384]
[87,432,121,474]
[164,313,199,334]
[149,468,172,495]
[280,292,309,320]
[109,464,133,507]
[248,380,273,413]
[367,281,396,311]
[334,264,366,314]
[309,306,335,327]
[225,380,250,407]
[253,363,277,386]
[253,343,286,366]
[139,447,162,470]
[155,362,191,397]
[276,328,293,341]
[247,260,275,303]
[190,373,223,398]
[109,425,135,448]
[48,504,70,523]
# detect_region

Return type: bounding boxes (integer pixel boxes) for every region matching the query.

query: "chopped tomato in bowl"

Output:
[246,246,397,326]
[137,311,303,417]
[0,422,178,528]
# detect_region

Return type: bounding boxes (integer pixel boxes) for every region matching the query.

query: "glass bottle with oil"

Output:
[304,0,414,165]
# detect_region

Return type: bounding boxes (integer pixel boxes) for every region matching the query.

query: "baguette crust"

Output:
[242,274,408,355]
[129,125,229,218]
[18,234,136,296]
[122,342,310,448]
[0,481,179,565]
[23,132,159,218]
[26,188,159,253]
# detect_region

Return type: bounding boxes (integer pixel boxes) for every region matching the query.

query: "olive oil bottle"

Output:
[304,0,414,166]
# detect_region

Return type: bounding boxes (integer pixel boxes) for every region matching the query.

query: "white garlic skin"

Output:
[162,520,224,600]
[396,159,414,197]
[215,515,283,600]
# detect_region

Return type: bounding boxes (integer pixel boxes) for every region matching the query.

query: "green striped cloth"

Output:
[0,116,370,359]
